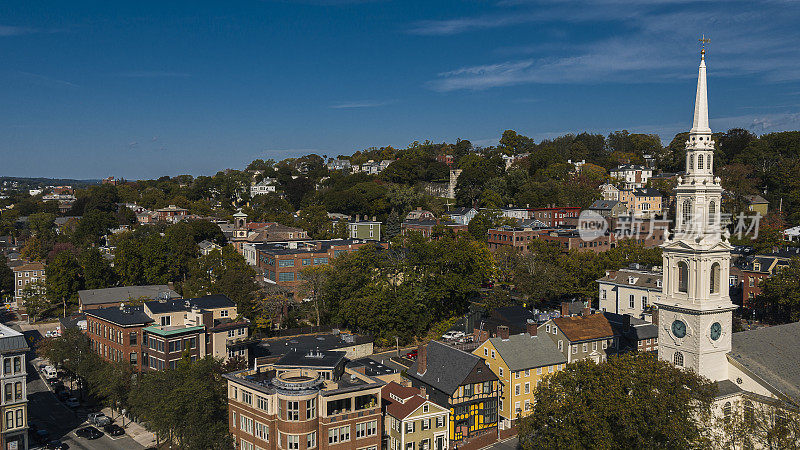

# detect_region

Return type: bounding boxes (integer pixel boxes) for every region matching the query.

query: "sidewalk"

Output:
[101,406,158,448]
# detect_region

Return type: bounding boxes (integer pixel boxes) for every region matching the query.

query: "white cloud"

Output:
[424,1,800,90]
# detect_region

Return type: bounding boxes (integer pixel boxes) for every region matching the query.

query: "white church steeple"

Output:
[655,41,735,383]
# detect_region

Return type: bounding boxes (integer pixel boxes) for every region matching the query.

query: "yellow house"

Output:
[473,326,566,428]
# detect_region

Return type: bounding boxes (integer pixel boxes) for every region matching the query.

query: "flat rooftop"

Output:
[253,332,373,359]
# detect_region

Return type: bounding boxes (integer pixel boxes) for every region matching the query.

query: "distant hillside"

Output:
[0,176,101,188]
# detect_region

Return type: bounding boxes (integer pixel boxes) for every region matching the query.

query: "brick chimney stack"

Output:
[526,320,537,336]
[582,307,591,316]
[417,344,427,374]
[497,325,510,340]
[561,302,570,317]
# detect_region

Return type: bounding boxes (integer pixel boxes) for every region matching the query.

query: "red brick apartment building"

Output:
[255,240,377,290]
[225,349,383,450]
[486,228,538,251]
[734,248,800,307]
[86,295,250,371]
[85,305,153,371]
[528,207,581,227]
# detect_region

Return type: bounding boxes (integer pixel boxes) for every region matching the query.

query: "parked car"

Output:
[88,412,111,426]
[41,365,58,379]
[64,397,80,408]
[75,426,103,439]
[45,440,69,449]
[34,429,50,443]
[405,349,418,360]
[441,331,465,340]
[103,423,125,436]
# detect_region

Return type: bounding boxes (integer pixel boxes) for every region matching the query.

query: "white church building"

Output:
[654,46,800,424]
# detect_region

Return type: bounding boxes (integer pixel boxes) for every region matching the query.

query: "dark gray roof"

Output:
[449,207,475,216]
[407,341,485,395]
[254,332,373,359]
[347,356,403,377]
[729,322,800,402]
[597,269,662,290]
[632,188,662,197]
[715,380,743,399]
[144,294,235,314]
[79,285,179,306]
[589,200,621,210]
[276,349,345,368]
[488,333,566,371]
[0,325,29,354]
[84,306,153,327]
[59,313,86,331]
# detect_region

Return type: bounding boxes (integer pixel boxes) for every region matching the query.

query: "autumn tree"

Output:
[519,353,716,449]
[755,257,800,323]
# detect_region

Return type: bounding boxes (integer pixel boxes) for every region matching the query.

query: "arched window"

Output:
[674,351,684,367]
[678,261,689,293]
[710,262,721,294]
[723,402,732,423]
[708,200,716,226]
[698,154,704,170]
[744,400,754,424]
[682,200,693,228]
[707,154,712,170]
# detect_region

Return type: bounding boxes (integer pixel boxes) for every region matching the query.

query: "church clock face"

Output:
[672,320,687,338]
[710,322,722,341]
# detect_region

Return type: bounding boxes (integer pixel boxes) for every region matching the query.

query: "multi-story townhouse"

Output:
[610,164,652,189]
[618,188,663,219]
[85,305,153,371]
[0,324,29,450]
[348,220,381,241]
[538,313,619,364]
[251,178,278,197]
[381,381,449,450]
[224,349,384,450]
[527,207,581,227]
[473,325,566,428]
[86,294,249,372]
[587,200,628,218]
[154,205,188,223]
[405,341,499,447]
[254,240,376,291]
[733,248,800,308]
[486,227,538,252]
[142,295,250,369]
[12,262,46,308]
[597,266,663,319]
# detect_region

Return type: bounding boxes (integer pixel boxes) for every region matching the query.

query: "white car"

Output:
[442,331,465,340]
[41,365,58,380]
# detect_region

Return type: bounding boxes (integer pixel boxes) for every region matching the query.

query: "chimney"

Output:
[652,308,659,326]
[497,325,510,340]
[526,319,537,337]
[582,307,591,317]
[561,302,570,317]
[623,314,631,330]
[419,386,427,399]
[417,344,427,374]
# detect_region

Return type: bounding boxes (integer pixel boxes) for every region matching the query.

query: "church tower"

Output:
[655,45,735,382]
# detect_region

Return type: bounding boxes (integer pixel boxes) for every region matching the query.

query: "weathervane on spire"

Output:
[699,34,710,57]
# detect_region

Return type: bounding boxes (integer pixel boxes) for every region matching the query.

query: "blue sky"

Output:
[2,0,799,179]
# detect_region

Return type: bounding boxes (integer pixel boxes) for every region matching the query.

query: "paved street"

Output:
[15,323,146,450]
[481,436,519,450]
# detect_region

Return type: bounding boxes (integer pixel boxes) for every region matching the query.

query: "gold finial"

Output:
[699,34,710,57]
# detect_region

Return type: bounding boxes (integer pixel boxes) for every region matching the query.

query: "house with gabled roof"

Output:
[473,324,566,428]
[382,381,449,450]
[405,341,499,445]
[538,312,619,364]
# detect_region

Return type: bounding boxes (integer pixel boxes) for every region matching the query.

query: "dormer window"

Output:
[754,263,761,272]
[628,276,636,285]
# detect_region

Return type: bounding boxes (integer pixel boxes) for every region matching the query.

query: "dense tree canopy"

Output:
[519,353,716,449]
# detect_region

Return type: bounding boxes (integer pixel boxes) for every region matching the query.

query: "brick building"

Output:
[255,240,376,291]
[486,227,538,252]
[85,305,153,371]
[527,207,581,227]
[86,294,249,372]
[224,349,384,450]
